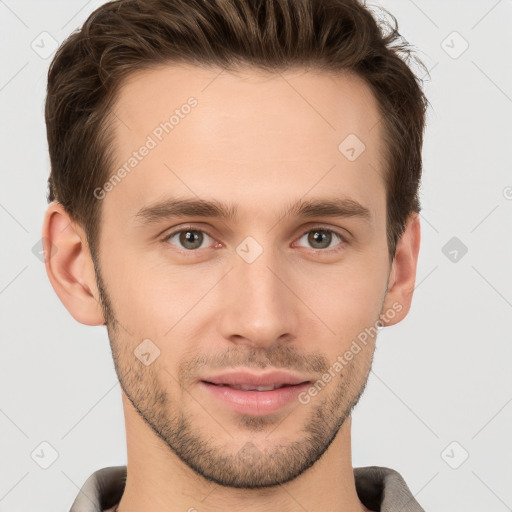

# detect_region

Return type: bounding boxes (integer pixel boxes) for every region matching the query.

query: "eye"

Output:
[164,227,215,251]
[162,225,346,254]
[296,228,345,251]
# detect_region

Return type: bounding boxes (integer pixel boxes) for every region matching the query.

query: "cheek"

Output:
[102,251,218,353]
[97,242,168,341]
[293,257,388,334]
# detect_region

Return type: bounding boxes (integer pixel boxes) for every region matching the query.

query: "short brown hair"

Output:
[45,0,428,261]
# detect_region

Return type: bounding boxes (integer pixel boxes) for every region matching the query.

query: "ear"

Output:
[41,201,105,326]
[381,212,421,326]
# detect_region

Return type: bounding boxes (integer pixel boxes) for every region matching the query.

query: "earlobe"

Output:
[381,212,421,327]
[42,201,105,326]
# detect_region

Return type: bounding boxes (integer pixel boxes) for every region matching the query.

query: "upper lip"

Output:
[201,370,311,387]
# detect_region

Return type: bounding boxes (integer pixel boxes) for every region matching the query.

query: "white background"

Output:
[0,0,511,510]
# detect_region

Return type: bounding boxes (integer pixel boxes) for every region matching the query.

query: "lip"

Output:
[202,370,310,387]
[199,370,311,416]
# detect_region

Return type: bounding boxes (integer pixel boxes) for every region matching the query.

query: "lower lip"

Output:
[200,381,310,415]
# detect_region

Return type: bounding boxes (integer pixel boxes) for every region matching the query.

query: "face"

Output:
[94,64,393,488]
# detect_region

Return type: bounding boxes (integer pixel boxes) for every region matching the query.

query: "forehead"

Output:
[112,63,383,146]
[104,63,386,225]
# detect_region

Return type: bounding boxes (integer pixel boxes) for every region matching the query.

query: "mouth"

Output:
[204,383,297,391]
[201,369,310,388]
[198,370,312,415]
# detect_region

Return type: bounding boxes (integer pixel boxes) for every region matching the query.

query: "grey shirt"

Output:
[69,465,425,512]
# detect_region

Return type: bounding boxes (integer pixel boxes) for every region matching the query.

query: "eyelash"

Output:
[162,225,347,254]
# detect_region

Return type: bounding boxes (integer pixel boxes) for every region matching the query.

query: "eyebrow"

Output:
[133,196,372,226]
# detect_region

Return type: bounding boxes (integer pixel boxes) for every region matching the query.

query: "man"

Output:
[42,0,427,510]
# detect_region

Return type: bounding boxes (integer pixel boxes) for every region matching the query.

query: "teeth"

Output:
[228,384,283,391]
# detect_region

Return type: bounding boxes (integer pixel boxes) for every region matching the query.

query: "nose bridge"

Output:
[217,238,298,347]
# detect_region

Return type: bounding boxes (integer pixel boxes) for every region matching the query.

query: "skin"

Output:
[43,64,420,512]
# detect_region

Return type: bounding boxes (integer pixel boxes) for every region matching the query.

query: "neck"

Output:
[117,393,368,512]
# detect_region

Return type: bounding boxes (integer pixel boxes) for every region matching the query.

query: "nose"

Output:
[216,245,299,350]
